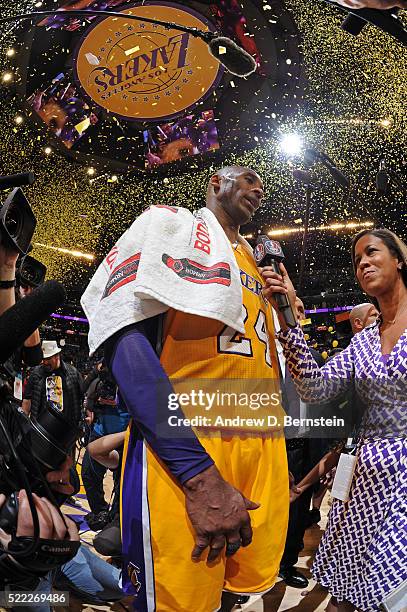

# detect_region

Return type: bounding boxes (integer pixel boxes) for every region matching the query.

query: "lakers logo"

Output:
[74,2,223,121]
[127,561,142,593]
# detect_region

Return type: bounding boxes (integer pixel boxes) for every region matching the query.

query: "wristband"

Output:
[0,279,16,289]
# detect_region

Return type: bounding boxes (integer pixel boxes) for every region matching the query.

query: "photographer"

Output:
[0,246,43,402]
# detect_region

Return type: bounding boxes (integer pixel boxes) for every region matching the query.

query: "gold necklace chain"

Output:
[382,299,407,325]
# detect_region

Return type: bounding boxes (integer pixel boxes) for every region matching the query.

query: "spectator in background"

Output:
[88,431,127,564]
[22,340,83,428]
[82,361,129,531]
[349,302,379,334]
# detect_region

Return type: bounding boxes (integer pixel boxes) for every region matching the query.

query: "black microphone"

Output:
[254,236,297,328]
[292,169,320,189]
[0,10,258,78]
[0,280,66,363]
[325,163,350,189]
[303,148,321,165]
[0,172,35,191]
[376,159,389,194]
[207,36,257,77]
[341,14,366,36]
[304,149,350,189]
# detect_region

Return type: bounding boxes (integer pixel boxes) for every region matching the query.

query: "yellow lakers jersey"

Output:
[160,243,285,432]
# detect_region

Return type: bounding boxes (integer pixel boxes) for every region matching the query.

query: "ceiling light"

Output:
[279,133,303,157]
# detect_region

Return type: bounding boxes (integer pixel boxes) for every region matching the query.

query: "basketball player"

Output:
[102,166,289,611]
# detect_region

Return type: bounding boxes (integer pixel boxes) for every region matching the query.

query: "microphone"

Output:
[341,14,366,36]
[325,163,350,189]
[292,169,320,189]
[304,149,350,189]
[207,36,257,77]
[303,148,321,165]
[254,236,297,328]
[0,10,257,78]
[0,280,66,363]
[0,172,35,191]
[376,159,389,194]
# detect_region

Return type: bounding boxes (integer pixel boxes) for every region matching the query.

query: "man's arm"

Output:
[105,323,260,561]
[88,431,126,469]
[0,246,18,317]
[22,372,34,416]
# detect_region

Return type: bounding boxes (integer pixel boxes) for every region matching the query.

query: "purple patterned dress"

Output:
[278,319,407,612]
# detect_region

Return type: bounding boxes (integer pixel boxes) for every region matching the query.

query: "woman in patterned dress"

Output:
[260,228,407,612]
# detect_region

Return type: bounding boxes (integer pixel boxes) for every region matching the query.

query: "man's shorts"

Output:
[121,429,289,612]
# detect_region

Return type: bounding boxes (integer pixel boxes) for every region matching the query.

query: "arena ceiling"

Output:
[0,0,406,305]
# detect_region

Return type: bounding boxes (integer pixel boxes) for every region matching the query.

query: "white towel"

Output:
[81,206,246,354]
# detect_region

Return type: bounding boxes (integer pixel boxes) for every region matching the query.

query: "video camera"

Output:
[0,172,37,255]
[0,394,80,522]
[16,255,47,288]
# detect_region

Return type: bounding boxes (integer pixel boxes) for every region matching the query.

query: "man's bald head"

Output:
[295,296,306,322]
[349,303,379,334]
[206,166,262,198]
[205,165,264,227]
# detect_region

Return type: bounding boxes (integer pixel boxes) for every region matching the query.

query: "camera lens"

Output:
[4,202,22,239]
[23,264,35,282]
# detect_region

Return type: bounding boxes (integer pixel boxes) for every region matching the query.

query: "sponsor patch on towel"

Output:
[162,254,231,285]
[102,253,141,298]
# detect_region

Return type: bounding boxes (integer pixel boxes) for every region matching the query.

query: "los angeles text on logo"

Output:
[90,32,190,96]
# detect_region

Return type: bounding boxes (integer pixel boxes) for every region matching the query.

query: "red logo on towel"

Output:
[154,205,178,213]
[102,253,141,299]
[105,245,119,271]
[162,254,231,285]
[194,220,211,255]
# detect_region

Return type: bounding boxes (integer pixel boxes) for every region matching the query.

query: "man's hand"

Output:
[0,244,19,287]
[45,455,74,495]
[85,409,94,425]
[321,467,337,490]
[334,0,406,8]
[288,471,302,504]
[182,465,260,563]
[259,263,297,326]
[0,490,79,548]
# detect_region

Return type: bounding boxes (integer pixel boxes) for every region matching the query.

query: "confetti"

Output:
[0,0,404,302]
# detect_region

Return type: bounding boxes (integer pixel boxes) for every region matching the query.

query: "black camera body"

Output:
[17,255,47,288]
[0,393,80,532]
[0,188,36,255]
